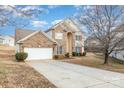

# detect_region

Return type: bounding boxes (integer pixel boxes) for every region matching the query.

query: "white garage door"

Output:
[24,48,53,60]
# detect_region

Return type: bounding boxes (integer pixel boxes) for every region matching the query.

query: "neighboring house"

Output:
[15,19,84,60]
[0,35,14,46]
[86,26,124,61]
[110,25,124,61]
[85,35,103,52]
[111,50,124,61]
[0,35,4,44]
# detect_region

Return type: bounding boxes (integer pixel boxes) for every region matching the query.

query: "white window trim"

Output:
[55,32,63,39]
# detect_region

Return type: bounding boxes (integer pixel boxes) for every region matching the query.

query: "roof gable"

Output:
[63,19,80,32]
[15,29,35,43]
[17,30,56,44]
[46,19,81,33]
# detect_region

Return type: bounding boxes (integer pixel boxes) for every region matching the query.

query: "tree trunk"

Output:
[104,51,109,64]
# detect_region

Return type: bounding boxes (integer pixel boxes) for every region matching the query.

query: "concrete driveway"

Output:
[28,60,124,88]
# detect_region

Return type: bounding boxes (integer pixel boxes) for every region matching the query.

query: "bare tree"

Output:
[75,5,124,64]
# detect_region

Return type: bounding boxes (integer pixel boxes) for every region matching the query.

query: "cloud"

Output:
[21,6,37,12]
[31,20,48,27]
[0,5,16,12]
[74,5,93,11]
[83,5,92,10]
[16,6,49,18]
[51,19,62,25]
[74,5,82,10]
[0,5,48,18]
[48,5,59,9]
[21,6,48,13]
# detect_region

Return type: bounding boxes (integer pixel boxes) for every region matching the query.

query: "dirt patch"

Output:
[0,61,56,88]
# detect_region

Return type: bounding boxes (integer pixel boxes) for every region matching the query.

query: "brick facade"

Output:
[47,24,84,55]
[18,31,56,52]
[46,19,84,54]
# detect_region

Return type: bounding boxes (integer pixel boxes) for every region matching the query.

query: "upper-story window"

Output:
[76,35,82,41]
[55,32,63,39]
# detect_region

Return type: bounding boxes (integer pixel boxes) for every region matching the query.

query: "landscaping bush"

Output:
[79,53,82,56]
[53,55,59,59]
[15,52,28,62]
[58,54,65,59]
[75,52,78,56]
[72,52,83,56]
[72,52,77,56]
[76,53,81,56]
[80,53,83,56]
[65,53,70,58]
[53,55,65,59]
[82,51,87,56]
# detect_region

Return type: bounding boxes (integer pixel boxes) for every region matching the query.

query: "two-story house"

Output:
[85,35,103,52]
[46,19,84,56]
[15,19,84,60]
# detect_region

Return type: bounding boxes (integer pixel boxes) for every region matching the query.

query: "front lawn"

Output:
[62,53,124,73]
[0,61,56,88]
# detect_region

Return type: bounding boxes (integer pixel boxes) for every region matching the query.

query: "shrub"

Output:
[53,55,59,59]
[58,54,65,59]
[75,52,78,56]
[72,52,82,56]
[72,52,77,56]
[76,53,81,56]
[79,53,82,56]
[53,55,65,59]
[80,53,83,56]
[15,52,28,62]
[82,51,87,56]
[65,53,70,58]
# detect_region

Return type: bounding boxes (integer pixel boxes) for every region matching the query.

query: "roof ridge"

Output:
[17,30,57,44]
[17,31,39,43]
[40,31,57,43]
[45,18,70,32]
[15,28,36,31]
